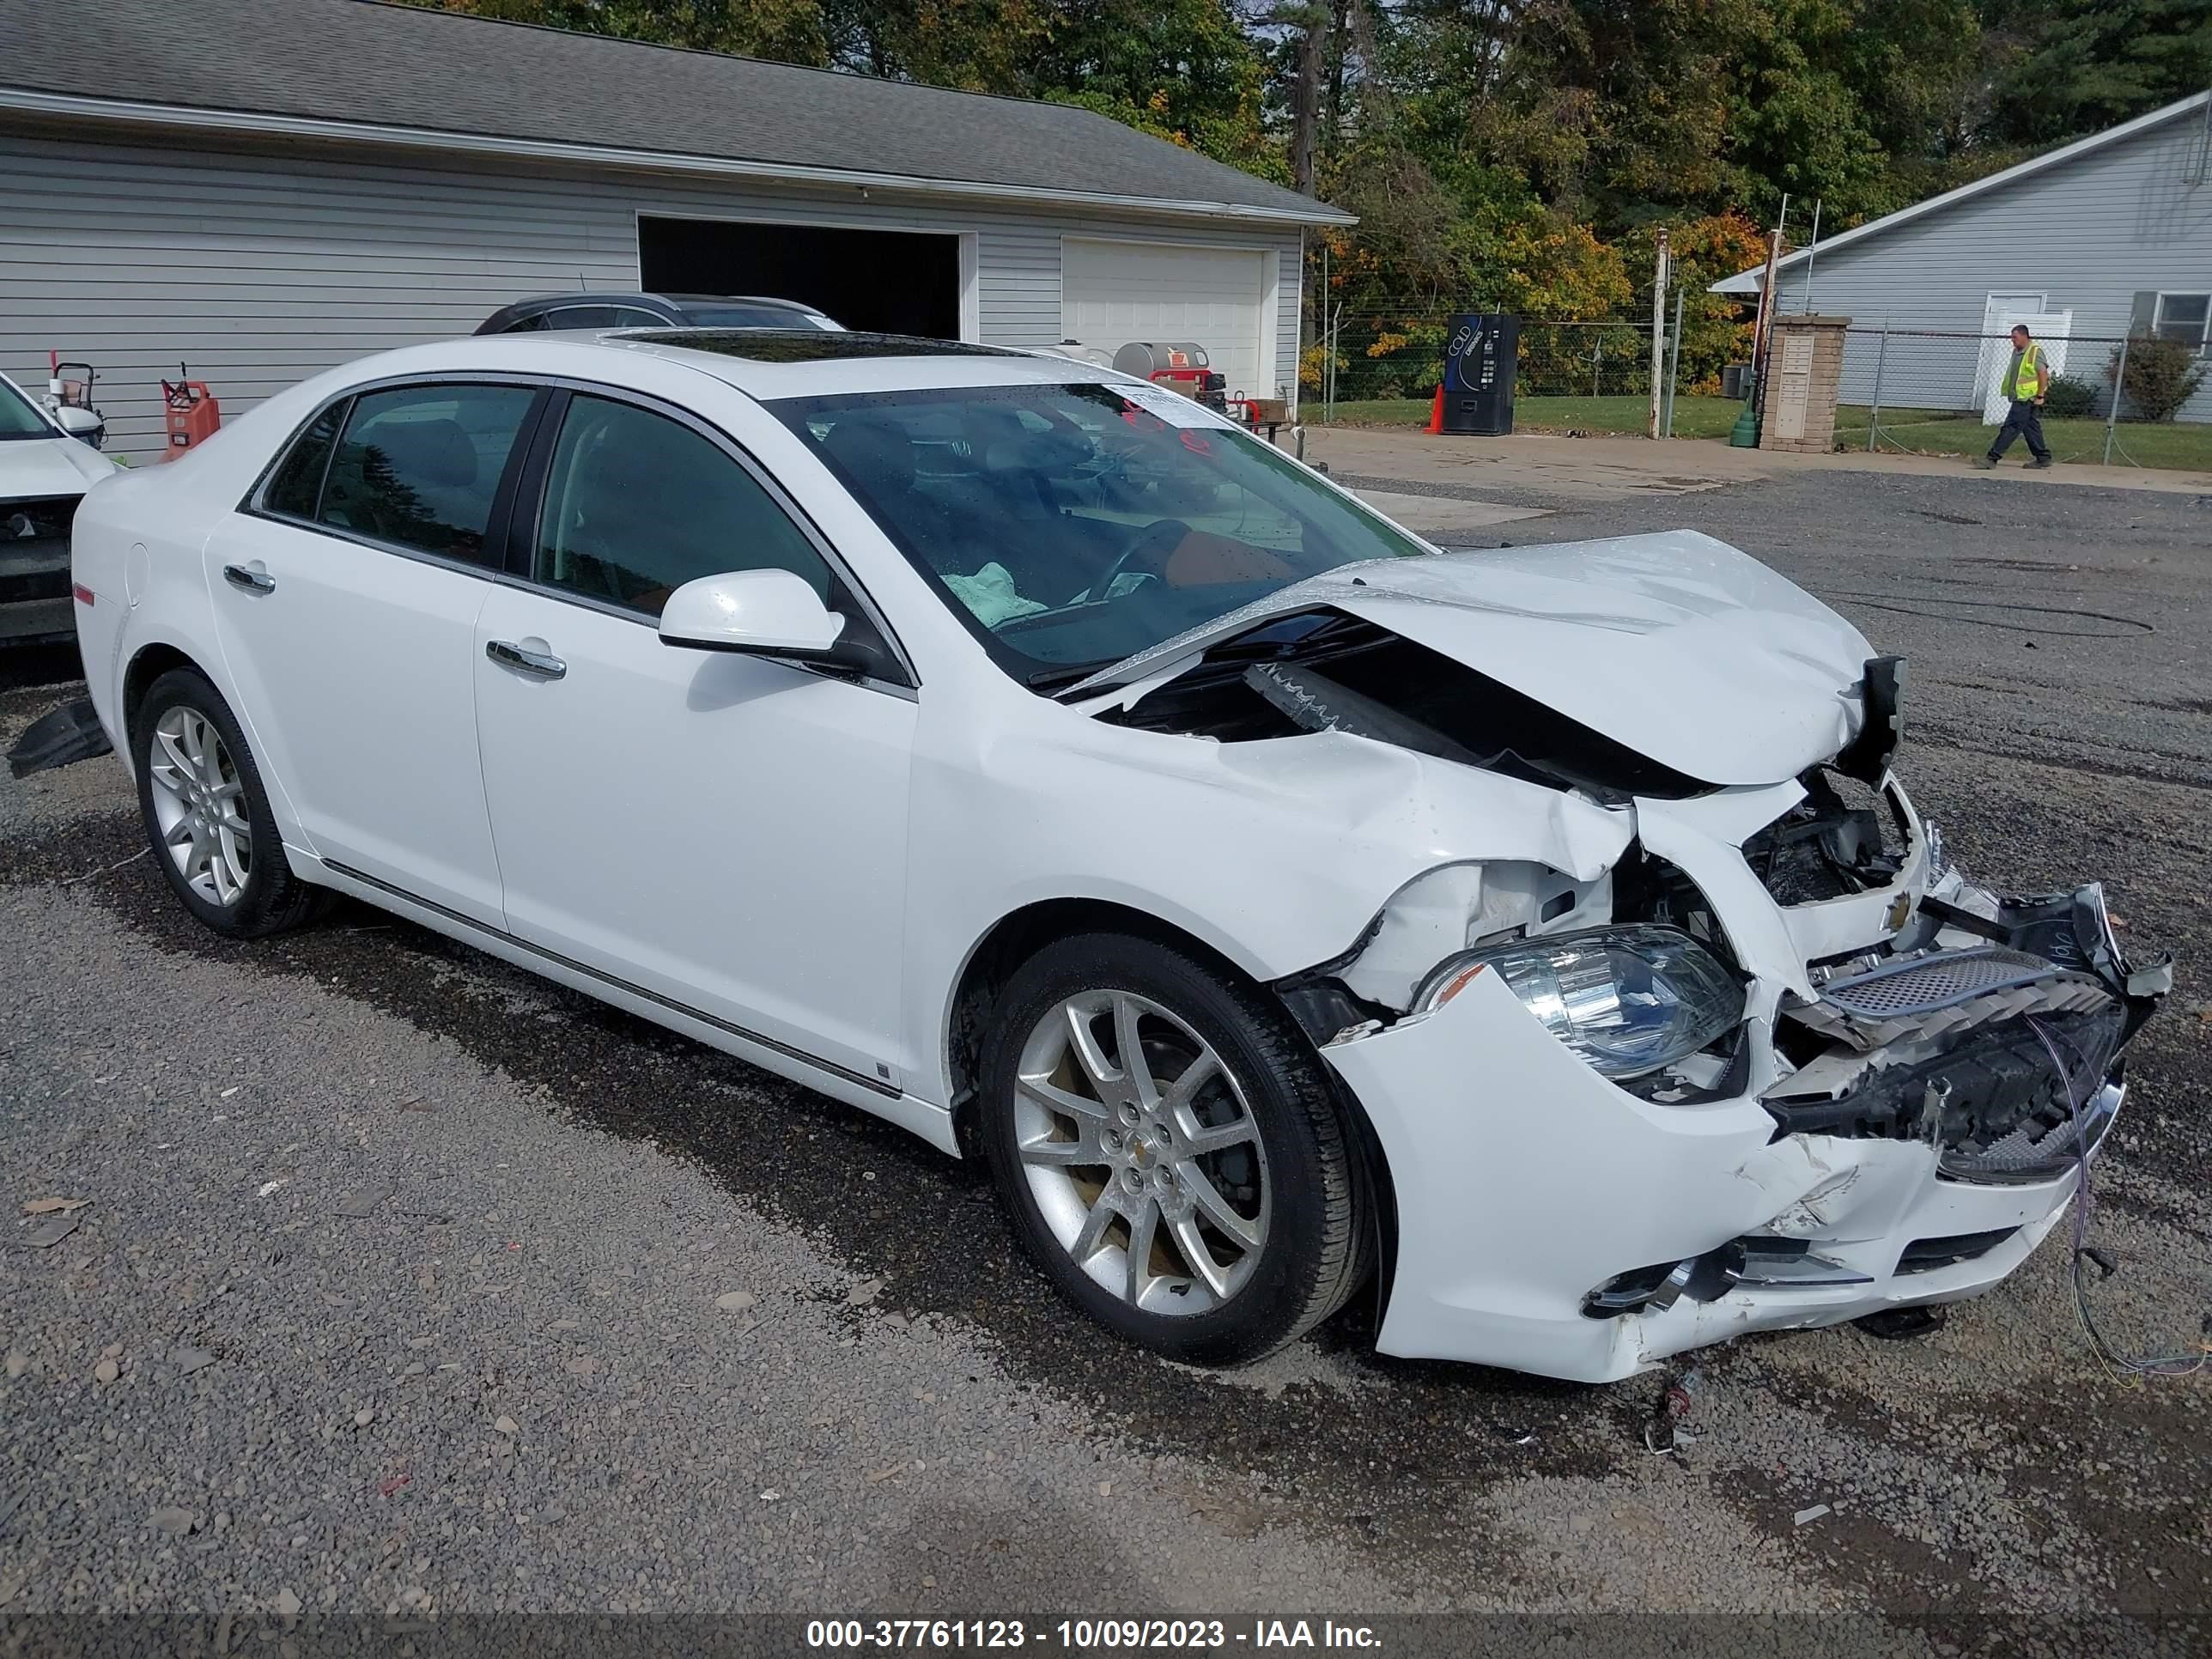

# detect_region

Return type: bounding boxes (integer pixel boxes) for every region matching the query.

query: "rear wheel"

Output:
[980,932,1365,1366]
[133,667,325,938]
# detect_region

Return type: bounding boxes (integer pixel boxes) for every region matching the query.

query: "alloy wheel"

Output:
[146,705,252,907]
[1013,991,1271,1315]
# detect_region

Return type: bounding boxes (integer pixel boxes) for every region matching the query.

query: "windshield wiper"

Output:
[1046,608,1359,705]
[1028,664,1111,696]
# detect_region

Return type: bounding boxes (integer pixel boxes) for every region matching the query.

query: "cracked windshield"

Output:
[773,383,1430,683]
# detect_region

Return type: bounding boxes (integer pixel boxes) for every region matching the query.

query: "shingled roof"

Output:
[0,0,1350,225]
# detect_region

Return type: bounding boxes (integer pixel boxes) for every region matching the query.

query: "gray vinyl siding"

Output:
[1765,108,2212,422]
[0,127,1306,461]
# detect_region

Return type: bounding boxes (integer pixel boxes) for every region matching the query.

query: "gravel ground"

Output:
[2,464,2207,1650]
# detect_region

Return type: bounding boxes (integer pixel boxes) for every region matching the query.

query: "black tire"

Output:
[979,931,1366,1367]
[131,666,327,939]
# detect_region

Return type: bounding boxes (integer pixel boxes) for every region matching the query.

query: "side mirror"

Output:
[55,406,106,449]
[659,568,848,659]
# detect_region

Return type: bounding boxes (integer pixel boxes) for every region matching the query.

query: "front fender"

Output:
[905,717,1636,1109]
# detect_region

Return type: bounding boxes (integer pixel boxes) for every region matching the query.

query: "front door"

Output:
[472,391,915,1088]
[204,380,540,926]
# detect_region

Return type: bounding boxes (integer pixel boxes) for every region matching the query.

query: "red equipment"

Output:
[1111,341,1230,411]
[161,364,221,460]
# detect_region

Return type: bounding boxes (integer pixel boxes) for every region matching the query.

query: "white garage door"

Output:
[1060,239,1274,398]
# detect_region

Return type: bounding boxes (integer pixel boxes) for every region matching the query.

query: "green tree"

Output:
[1034,0,1284,177]
[1980,0,2212,148]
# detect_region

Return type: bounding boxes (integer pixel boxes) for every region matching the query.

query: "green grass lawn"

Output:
[1322,392,1741,438]
[1839,409,2212,471]
[1318,393,2212,471]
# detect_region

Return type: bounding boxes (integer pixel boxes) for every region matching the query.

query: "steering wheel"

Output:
[1092,518,1190,600]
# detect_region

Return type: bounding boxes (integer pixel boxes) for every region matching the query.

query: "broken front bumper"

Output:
[1321,884,2163,1384]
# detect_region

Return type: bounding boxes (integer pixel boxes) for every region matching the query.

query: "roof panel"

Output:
[0,0,1346,224]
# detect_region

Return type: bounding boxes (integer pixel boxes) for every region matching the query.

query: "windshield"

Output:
[771,382,1431,684]
[0,379,53,441]
[683,303,840,331]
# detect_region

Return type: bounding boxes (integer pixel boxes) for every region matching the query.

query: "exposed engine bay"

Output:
[1097,609,1714,801]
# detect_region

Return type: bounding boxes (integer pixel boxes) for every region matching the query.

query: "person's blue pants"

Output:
[1989,398,2051,461]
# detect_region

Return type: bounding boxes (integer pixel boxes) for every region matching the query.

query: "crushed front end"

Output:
[1079,550,2172,1382]
[1310,767,2170,1383]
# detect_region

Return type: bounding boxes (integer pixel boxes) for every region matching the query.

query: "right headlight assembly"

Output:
[1414,924,1744,1080]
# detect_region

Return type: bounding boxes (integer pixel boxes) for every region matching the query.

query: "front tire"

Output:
[132,667,325,938]
[979,932,1365,1366]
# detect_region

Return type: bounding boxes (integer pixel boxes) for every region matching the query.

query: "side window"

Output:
[533,394,831,617]
[544,306,618,330]
[318,384,536,563]
[501,312,550,333]
[2154,294,2210,353]
[609,307,668,328]
[262,399,348,520]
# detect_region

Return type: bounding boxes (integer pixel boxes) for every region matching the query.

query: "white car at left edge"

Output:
[2,368,118,647]
[65,327,2167,1384]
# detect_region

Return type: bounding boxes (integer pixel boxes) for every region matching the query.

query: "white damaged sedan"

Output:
[68,330,2168,1382]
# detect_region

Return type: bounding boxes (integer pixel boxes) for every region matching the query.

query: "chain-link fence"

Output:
[1842,326,2212,470]
[1303,302,2212,470]
[1307,310,1673,414]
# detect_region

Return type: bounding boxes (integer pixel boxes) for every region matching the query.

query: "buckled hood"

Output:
[1073,530,1876,787]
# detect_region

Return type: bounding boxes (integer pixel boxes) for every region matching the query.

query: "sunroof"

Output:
[625,330,1028,363]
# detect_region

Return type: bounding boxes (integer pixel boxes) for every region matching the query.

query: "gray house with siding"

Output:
[1714,92,2212,424]
[0,0,1348,460]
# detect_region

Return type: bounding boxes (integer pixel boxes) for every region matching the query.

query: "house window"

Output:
[2154,293,2210,354]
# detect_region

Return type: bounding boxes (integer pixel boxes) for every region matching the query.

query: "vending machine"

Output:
[1439,313,1518,436]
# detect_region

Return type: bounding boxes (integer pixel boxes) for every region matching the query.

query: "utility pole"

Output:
[1649,228,1670,439]
[1750,194,1790,397]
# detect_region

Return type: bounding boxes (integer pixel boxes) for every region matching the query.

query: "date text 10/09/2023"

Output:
[805,1620,1382,1650]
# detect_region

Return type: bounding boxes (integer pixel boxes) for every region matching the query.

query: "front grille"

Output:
[3,495,77,544]
[1790,945,2117,1050]
[1820,947,2068,1019]
[0,562,70,605]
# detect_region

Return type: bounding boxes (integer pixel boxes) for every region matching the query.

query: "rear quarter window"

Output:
[261,400,348,520]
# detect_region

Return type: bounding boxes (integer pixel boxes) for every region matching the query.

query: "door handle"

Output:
[222,563,276,595]
[486,639,567,680]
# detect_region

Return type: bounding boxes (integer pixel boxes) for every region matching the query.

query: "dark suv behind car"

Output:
[476,293,843,335]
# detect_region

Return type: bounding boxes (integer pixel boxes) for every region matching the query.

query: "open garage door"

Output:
[1060,239,1276,399]
[639,216,960,338]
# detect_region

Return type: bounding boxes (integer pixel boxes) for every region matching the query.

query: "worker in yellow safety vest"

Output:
[1974,324,2053,470]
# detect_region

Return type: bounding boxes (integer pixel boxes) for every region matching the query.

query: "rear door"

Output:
[204,380,542,925]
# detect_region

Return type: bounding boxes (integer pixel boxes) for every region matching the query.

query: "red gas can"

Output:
[161,372,221,460]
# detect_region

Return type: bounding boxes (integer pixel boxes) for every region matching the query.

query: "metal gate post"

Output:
[1867,323,1888,452]
[2103,334,2129,465]
[1648,228,1669,440]
[1316,240,1327,424]
[1664,289,1685,438]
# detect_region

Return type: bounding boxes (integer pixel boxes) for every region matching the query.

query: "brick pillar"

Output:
[1759,314,1850,453]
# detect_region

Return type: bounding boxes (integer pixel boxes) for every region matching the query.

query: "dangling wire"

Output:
[2024,1013,2210,1380]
